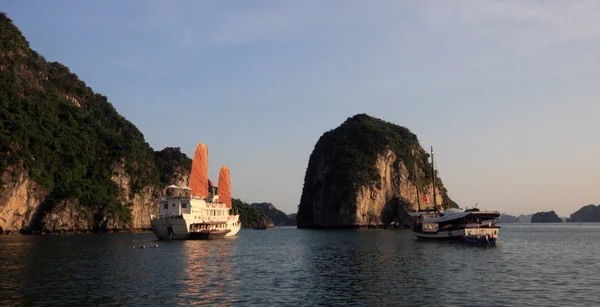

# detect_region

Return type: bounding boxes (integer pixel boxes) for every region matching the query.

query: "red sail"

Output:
[189,143,209,197]
[218,166,231,208]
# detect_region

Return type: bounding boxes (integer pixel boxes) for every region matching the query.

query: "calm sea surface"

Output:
[1,223,600,306]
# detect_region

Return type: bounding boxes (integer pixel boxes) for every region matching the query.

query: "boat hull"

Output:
[150,217,240,240]
[414,227,500,240]
[414,230,464,240]
[151,217,190,240]
[189,229,231,240]
[464,235,497,246]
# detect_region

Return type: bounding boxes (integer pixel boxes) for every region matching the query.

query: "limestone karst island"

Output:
[0,13,271,234]
[296,114,459,228]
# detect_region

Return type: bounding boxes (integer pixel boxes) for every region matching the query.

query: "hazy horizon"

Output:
[4,1,599,217]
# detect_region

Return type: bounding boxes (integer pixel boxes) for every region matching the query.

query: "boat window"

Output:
[181,203,187,209]
[163,203,168,209]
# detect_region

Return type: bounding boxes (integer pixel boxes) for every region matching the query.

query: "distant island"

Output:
[531,211,563,223]
[566,204,600,222]
[497,213,534,223]
[498,214,520,223]
[250,203,296,226]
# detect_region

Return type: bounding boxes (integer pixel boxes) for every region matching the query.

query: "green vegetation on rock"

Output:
[298,114,455,223]
[155,147,192,186]
[250,202,296,226]
[0,13,181,231]
[232,199,272,228]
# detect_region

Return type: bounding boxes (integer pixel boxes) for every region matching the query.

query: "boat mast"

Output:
[412,149,421,212]
[431,146,437,213]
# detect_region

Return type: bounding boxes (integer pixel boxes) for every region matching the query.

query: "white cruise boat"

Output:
[410,146,500,243]
[150,143,241,240]
[412,208,500,241]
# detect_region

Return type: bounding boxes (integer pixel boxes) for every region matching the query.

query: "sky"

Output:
[3,1,599,216]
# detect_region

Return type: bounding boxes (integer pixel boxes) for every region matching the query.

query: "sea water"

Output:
[1,224,600,306]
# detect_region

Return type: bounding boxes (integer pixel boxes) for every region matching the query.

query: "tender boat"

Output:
[463,232,497,246]
[150,143,241,240]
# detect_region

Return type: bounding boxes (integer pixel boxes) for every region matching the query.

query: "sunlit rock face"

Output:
[297,114,456,229]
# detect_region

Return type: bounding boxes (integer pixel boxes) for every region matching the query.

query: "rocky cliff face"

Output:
[0,161,189,234]
[299,149,442,228]
[0,165,47,234]
[297,114,456,228]
[0,14,190,234]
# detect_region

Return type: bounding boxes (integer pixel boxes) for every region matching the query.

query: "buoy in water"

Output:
[141,246,146,249]
[132,246,136,249]
[155,244,159,248]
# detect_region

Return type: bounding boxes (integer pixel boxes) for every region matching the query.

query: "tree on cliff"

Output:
[232,199,272,228]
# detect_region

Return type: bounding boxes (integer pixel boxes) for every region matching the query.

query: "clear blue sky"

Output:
[4,1,599,216]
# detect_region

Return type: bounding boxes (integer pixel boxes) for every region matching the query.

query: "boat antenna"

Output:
[431,146,438,213]
[412,148,421,212]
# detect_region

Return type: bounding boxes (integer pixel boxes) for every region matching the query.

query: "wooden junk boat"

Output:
[150,143,241,240]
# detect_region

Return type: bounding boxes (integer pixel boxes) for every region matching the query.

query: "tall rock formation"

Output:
[297,114,458,228]
[0,13,187,234]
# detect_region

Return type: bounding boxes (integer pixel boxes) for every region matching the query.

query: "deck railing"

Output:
[150,214,184,220]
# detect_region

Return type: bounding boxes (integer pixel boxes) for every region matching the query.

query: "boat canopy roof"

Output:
[423,209,500,223]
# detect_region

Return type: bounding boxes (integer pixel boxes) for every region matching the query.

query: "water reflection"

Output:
[2,225,600,306]
[177,239,236,305]
[0,236,32,305]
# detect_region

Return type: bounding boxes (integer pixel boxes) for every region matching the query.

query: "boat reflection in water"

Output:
[177,239,237,304]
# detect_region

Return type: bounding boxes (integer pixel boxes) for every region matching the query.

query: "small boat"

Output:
[411,147,501,241]
[463,233,497,246]
[150,143,241,240]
